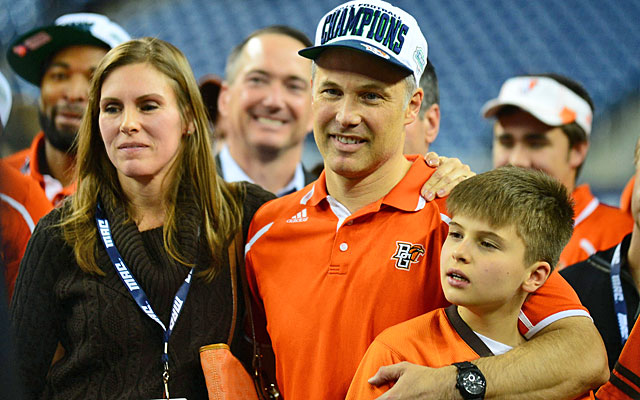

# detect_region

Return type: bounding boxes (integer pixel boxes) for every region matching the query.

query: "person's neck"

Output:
[227,140,303,194]
[457,300,526,348]
[119,175,167,231]
[324,154,412,213]
[626,225,640,290]
[563,176,577,196]
[44,140,75,187]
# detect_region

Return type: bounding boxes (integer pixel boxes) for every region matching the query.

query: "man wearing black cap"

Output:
[4,13,129,205]
[244,1,607,399]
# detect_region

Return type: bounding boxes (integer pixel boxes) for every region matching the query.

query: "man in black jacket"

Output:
[561,138,640,370]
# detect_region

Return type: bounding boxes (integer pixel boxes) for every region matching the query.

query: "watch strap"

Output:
[454,361,477,371]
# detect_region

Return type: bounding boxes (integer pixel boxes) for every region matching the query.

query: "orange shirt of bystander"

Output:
[4,132,75,205]
[0,159,52,299]
[559,185,633,269]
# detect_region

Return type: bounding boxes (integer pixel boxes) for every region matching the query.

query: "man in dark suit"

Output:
[216,26,317,196]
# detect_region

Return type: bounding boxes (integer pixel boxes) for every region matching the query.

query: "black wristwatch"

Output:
[453,361,486,399]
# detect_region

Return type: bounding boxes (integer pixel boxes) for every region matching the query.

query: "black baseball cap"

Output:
[7,13,130,86]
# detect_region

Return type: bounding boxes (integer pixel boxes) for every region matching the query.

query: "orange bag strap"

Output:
[234,228,280,399]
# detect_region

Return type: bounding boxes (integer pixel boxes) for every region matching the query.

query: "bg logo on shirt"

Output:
[391,241,425,270]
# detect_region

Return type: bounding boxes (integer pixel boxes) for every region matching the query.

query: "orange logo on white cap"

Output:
[559,107,577,124]
[361,43,390,59]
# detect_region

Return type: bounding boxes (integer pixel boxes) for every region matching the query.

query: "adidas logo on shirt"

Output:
[286,209,308,223]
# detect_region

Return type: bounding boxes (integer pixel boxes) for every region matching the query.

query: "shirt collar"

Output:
[571,184,601,227]
[304,156,435,213]
[30,132,75,204]
[218,144,306,196]
[572,184,594,212]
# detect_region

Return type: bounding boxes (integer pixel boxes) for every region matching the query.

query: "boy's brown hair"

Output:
[446,166,574,269]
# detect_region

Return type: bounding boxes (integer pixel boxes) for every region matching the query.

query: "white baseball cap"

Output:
[299,0,428,84]
[482,76,593,136]
[0,71,11,129]
[7,13,130,86]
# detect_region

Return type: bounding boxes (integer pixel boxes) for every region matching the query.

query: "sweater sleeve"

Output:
[10,208,68,399]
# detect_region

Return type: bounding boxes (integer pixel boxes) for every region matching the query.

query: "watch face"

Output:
[460,370,486,395]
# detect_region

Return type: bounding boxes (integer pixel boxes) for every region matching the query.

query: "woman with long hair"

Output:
[11,37,273,399]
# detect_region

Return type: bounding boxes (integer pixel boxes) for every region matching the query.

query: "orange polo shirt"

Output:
[3,132,75,206]
[0,160,52,299]
[558,184,633,269]
[246,157,589,399]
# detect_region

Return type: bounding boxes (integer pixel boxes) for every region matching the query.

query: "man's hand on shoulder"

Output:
[422,152,474,201]
[368,361,459,399]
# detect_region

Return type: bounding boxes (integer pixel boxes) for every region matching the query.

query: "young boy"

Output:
[346,166,584,399]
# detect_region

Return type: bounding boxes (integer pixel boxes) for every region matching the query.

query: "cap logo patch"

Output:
[12,45,28,58]
[559,106,577,124]
[361,43,390,59]
[13,31,52,57]
[321,4,408,55]
[413,47,426,71]
[521,78,538,94]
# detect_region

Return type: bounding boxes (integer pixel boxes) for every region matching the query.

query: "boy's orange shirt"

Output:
[346,305,593,400]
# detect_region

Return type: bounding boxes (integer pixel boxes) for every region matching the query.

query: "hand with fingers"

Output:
[421,152,474,201]
[368,362,459,400]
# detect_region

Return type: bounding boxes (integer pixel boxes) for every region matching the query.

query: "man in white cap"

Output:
[4,13,130,205]
[0,71,51,300]
[483,74,633,268]
[244,1,607,399]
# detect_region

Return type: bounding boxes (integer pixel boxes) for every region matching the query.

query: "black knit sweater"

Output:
[10,182,274,400]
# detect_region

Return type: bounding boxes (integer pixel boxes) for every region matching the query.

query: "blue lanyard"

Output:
[610,243,629,345]
[96,204,193,399]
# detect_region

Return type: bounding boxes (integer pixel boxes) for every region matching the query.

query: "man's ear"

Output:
[404,88,424,125]
[423,103,440,145]
[522,261,552,293]
[569,140,589,169]
[218,82,230,117]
